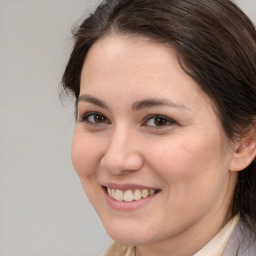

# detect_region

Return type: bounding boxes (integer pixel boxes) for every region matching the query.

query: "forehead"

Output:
[83,36,206,104]
[81,34,201,95]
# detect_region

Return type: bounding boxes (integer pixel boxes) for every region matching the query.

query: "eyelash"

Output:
[78,112,110,125]
[78,112,176,128]
[142,114,176,128]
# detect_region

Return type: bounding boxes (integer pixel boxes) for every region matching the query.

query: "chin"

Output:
[101,217,154,246]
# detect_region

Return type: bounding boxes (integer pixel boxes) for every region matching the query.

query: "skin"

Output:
[72,35,240,256]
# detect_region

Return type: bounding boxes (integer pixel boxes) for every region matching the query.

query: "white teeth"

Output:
[111,188,115,198]
[142,189,149,198]
[114,189,123,201]
[134,189,142,201]
[124,190,134,202]
[107,187,157,201]
[107,187,111,195]
[149,189,155,195]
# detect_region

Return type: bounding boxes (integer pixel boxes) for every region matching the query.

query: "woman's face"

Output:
[72,35,238,251]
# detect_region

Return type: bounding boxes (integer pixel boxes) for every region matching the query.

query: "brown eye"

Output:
[143,114,175,127]
[154,117,168,126]
[93,114,106,123]
[79,112,110,125]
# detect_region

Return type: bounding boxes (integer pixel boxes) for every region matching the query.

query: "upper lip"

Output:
[102,183,161,191]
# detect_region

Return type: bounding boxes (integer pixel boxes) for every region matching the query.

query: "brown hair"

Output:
[62,0,256,230]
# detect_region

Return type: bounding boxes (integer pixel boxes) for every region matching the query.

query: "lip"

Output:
[102,182,160,191]
[102,183,160,211]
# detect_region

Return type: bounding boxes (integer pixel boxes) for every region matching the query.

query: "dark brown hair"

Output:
[62,0,256,230]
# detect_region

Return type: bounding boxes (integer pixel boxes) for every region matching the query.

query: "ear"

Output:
[229,125,256,172]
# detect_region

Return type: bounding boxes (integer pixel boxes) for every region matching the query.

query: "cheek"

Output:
[71,131,100,178]
[71,131,105,209]
[148,135,227,192]
[146,139,231,227]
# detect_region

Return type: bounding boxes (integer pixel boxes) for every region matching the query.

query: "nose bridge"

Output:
[100,124,143,174]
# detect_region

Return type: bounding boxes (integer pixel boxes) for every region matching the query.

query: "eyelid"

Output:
[77,112,175,129]
[78,111,110,124]
[142,114,176,127]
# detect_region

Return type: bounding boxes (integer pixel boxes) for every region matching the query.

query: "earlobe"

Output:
[229,126,256,172]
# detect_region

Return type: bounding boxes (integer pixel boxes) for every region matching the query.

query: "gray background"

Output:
[0,0,255,256]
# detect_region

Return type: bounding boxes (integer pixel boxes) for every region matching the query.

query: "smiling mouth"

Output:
[104,187,160,202]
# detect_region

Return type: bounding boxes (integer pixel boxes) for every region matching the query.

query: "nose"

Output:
[100,128,144,175]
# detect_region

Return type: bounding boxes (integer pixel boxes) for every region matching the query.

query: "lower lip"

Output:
[103,188,159,211]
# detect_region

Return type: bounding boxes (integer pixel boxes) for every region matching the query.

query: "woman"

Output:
[62,0,256,255]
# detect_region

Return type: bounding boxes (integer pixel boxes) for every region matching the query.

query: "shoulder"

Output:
[222,219,256,256]
[103,242,133,256]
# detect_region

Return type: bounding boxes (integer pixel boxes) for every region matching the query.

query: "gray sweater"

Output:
[222,220,256,255]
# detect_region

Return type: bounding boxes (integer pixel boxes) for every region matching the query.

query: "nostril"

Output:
[100,151,144,175]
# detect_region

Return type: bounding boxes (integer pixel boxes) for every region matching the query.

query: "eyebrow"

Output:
[77,94,109,109]
[132,98,190,111]
[77,94,190,111]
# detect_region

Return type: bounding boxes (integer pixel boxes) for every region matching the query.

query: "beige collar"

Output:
[194,214,240,256]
